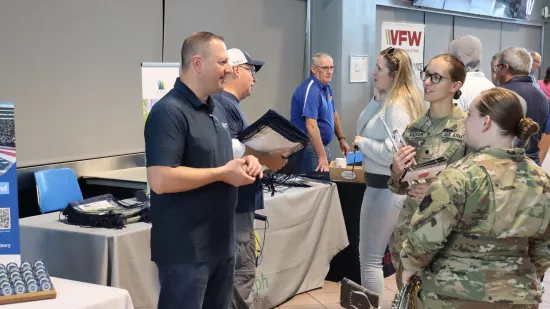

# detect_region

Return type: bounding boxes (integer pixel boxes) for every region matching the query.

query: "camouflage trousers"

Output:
[389,197,423,309]
[421,294,538,309]
[389,197,418,292]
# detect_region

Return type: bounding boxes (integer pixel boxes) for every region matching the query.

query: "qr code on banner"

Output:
[0,208,10,230]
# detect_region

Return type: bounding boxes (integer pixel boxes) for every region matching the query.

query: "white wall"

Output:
[163,0,307,122]
[0,0,163,167]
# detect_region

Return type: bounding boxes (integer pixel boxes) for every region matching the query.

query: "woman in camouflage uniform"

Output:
[400,87,550,309]
[389,54,469,292]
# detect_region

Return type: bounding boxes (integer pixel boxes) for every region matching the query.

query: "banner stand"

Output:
[140,63,181,195]
[0,102,20,265]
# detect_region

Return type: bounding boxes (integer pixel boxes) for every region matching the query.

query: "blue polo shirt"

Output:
[501,76,550,165]
[211,90,264,214]
[290,75,335,145]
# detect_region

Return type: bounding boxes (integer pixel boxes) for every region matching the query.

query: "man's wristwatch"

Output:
[338,137,346,141]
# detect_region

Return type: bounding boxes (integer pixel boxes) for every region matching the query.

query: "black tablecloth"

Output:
[326,181,395,283]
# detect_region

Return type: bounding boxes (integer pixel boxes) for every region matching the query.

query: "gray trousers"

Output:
[230,212,256,309]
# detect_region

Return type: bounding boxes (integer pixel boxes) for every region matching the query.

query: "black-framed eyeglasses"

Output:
[237,65,256,77]
[386,47,396,55]
[420,71,450,84]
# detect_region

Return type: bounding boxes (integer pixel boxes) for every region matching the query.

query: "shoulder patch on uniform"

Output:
[419,195,433,212]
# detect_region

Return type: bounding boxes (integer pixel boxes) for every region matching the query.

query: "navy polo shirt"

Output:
[290,75,335,145]
[211,90,264,214]
[144,78,237,263]
[501,76,550,165]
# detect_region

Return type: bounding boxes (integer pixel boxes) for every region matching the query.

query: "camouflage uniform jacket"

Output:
[388,107,469,266]
[400,147,550,304]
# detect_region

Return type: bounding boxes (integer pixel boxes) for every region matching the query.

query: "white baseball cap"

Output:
[227,48,265,72]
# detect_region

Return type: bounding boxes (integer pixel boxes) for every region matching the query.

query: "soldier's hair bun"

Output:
[517,118,539,141]
[453,90,462,100]
[476,88,539,141]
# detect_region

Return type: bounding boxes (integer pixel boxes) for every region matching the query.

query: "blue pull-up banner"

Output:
[0,102,20,264]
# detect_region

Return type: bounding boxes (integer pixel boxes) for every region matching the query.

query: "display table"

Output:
[19,183,347,309]
[19,215,156,309]
[81,167,146,190]
[252,183,348,308]
[2,277,133,309]
[80,166,380,285]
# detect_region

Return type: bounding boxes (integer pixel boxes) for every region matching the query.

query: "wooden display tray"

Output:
[0,287,57,305]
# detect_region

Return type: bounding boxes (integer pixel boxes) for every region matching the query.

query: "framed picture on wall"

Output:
[349,55,368,83]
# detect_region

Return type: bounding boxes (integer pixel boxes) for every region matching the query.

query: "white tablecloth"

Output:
[3,277,133,309]
[252,183,348,308]
[19,216,157,309]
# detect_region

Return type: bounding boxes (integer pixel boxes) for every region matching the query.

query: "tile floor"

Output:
[274,271,550,309]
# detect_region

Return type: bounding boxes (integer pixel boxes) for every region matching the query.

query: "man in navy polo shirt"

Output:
[144,32,263,309]
[212,48,287,309]
[495,47,549,166]
[289,53,350,173]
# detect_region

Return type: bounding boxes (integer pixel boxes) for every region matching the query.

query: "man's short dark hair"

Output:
[181,32,224,70]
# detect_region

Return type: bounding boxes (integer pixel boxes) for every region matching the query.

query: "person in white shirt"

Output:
[447,35,494,112]
[352,47,424,299]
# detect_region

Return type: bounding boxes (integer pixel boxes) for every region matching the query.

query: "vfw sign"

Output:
[381,22,425,72]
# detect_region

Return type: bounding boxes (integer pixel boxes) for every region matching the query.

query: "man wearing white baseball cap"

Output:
[212,48,287,309]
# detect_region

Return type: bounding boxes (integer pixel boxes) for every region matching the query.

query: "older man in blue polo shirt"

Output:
[289,53,350,173]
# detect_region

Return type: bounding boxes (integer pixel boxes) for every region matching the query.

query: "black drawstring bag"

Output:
[60,194,150,229]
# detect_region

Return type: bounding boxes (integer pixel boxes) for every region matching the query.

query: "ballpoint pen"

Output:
[380,114,424,184]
